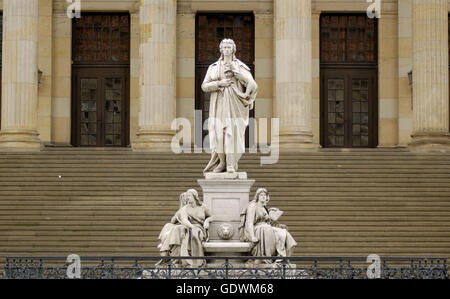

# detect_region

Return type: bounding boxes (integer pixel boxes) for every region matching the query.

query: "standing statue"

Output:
[157,189,213,267]
[239,188,297,263]
[202,39,258,173]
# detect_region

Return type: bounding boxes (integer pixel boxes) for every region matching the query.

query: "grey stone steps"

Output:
[0,149,449,273]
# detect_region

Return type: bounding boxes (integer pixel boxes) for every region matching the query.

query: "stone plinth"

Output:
[198,176,254,260]
[198,177,254,242]
[203,241,251,263]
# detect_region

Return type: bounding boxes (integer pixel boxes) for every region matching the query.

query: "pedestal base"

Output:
[203,241,251,264]
[198,177,255,242]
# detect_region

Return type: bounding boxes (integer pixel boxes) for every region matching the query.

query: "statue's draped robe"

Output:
[202,58,257,172]
[239,201,297,258]
[158,205,209,267]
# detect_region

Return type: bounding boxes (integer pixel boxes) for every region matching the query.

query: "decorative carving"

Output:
[217,223,234,240]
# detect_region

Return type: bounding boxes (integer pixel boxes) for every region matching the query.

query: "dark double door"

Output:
[321,68,378,148]
[320,14,378,148]
[72,67,129,147]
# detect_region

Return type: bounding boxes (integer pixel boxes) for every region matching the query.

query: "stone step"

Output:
[1,149,450,277]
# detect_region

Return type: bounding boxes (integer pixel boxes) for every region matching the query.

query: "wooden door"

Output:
[71,13,130,147]
[72,67,129,147]
[321,68,377,147]
[320,14,378,148]
[195,13,255,147]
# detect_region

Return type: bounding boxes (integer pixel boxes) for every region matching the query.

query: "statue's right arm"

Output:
[201,66,220,92]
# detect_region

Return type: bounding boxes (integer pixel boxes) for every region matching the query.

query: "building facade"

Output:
[1,1,450,271]
[0,0,448,151]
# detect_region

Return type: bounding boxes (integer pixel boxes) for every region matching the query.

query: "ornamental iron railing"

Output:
[4,256,448,279]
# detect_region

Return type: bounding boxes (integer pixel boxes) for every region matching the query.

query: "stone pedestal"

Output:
[198,175,254,258]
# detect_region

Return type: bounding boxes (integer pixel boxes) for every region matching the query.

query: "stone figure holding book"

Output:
[239,188,297,262]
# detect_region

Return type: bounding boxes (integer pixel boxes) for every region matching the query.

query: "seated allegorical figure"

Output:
[239,188,297,263]
[157,189,213,267]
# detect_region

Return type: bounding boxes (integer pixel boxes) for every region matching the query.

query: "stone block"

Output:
[198,178,255,242]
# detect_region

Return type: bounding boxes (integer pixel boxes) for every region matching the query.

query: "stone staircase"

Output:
[1,148,450,275]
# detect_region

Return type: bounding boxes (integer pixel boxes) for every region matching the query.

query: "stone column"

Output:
[409,0,450,149]
[132,0,176,151]
[274,0,315,149]
[0,0,41,149]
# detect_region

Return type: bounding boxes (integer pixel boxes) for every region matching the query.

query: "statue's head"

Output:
[186,188,202,206]
[219,39,236,60]
[254,188,270,205]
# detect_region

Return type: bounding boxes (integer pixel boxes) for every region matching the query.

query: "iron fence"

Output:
[4,256,448,279]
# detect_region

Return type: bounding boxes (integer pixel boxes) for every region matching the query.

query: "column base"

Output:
[132,129,175,152]
[409,132,450,151]
[0,129,41,150]
[279,129,319,151]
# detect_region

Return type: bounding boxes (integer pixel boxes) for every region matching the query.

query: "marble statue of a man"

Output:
[202,39,258,173]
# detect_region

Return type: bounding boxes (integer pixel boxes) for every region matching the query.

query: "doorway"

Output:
[71,13,130,147]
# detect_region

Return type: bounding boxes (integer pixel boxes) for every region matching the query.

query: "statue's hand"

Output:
[204,221,210,230]
[251,236,258,243]
[218,79,232,87]
[278,224,288,230]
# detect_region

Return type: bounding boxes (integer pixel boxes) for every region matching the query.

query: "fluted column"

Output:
[275,0,315,150]
[132,0,176,151]
[0,0,40,149]
[410,0,450,149]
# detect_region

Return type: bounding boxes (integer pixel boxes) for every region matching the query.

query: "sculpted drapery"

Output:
[202,39,257,173]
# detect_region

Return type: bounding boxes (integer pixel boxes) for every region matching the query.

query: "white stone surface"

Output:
[204,172,247,180]
[198,178,255,241]
[203,242,251,253]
